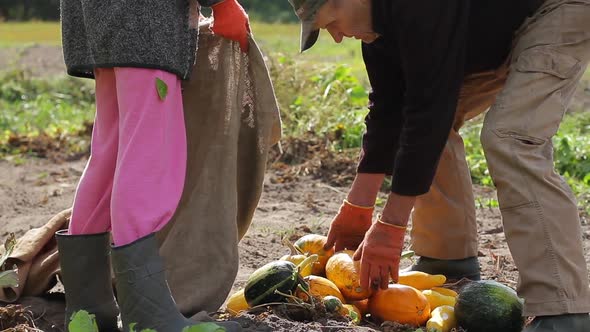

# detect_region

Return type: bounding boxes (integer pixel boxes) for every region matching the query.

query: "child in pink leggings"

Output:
[55,1,249,331]
[68,68,187,246]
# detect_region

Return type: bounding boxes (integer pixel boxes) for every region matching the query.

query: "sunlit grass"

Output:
[0,22,61,47]
[0,21,367,80]
[251,22,366,80]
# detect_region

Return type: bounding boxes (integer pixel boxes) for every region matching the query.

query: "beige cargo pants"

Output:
[410,0,590,316]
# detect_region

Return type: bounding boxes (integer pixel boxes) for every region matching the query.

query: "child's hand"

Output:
[211,0,250,53]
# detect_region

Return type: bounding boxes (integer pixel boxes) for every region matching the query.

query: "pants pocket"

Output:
[492,128,546,145]
[515,47,582,80]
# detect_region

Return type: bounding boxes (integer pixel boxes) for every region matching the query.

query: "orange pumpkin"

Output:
[348,299,369,316]
[369,284,431,326]
[294,234,335,276]
[325,250,372,301]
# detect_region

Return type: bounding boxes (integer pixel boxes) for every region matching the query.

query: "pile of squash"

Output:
[224,234,459,331]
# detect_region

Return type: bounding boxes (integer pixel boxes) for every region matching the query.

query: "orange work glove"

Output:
[211,0,250,53]
[324,200,374,252]
[353,219,406,290]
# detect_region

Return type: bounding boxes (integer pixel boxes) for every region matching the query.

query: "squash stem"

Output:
[248,301,312,312]
[296,283,315,305]
[274,290,307,305]
[296,254,318,274]
[282,237,305,255]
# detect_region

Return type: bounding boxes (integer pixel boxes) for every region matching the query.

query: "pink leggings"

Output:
[68,68,187,246]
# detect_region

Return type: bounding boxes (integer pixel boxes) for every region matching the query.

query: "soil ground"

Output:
[1,45,589,332]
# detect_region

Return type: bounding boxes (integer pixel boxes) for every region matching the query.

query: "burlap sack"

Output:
[0,23,281,317]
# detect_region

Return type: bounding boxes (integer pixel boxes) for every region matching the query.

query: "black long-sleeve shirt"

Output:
[357,0,544,195]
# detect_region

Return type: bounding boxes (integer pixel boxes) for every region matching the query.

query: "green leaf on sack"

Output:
[68,310,99,332]
[0,233,19,288]
[156,78,168,101]
[181,322,226,332]
[0,267,18,287]
[1,233,16,268]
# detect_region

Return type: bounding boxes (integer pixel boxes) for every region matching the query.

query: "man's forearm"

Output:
[381,192,417,227]
[346,173,386,207]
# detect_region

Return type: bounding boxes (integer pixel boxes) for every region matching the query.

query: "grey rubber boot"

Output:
[111,233,242,332]
[404,256,481,281]
[55,230,120,332]
[524,313,590,332]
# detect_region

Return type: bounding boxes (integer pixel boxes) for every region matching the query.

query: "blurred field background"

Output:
[1,2,590,213]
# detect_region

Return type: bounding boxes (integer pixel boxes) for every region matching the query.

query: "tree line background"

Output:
[0,0,297,22]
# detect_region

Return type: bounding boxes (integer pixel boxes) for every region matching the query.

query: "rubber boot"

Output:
[404,256,481,281]
[111,233,242,332]
[524,313,590,332]
[55,230,120,331]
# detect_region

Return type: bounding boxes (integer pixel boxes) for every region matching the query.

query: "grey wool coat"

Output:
[60,0,223,80]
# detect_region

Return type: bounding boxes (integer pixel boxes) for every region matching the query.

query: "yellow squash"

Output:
[325,250,372,301]
[301,275,345,302]
[426,305,457,332]
[225,289,249,316]
[422,289,456,309]
[431,286,458,298]
[397,271,446,290]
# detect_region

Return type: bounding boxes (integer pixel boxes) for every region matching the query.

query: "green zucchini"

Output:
[244,260,300,307]
[322,295,344,313]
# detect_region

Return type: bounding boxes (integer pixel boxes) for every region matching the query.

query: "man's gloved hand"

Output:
[353,219,406,290]
[324,200,374,252]
[211,0,250,52]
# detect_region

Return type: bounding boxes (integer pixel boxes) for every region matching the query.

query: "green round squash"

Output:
[455,280,524,332]
[244,260,300,307]
[322,295,344,313]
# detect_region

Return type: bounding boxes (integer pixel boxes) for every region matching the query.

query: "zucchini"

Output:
[244,260,301,307]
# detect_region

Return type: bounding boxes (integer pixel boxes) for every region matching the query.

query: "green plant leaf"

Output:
[0,267,18,287]
[156,78,168,101]
[68,310,98,332]
[181,323,226,332]
[0,233,16,268]
[0,233,18,288]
